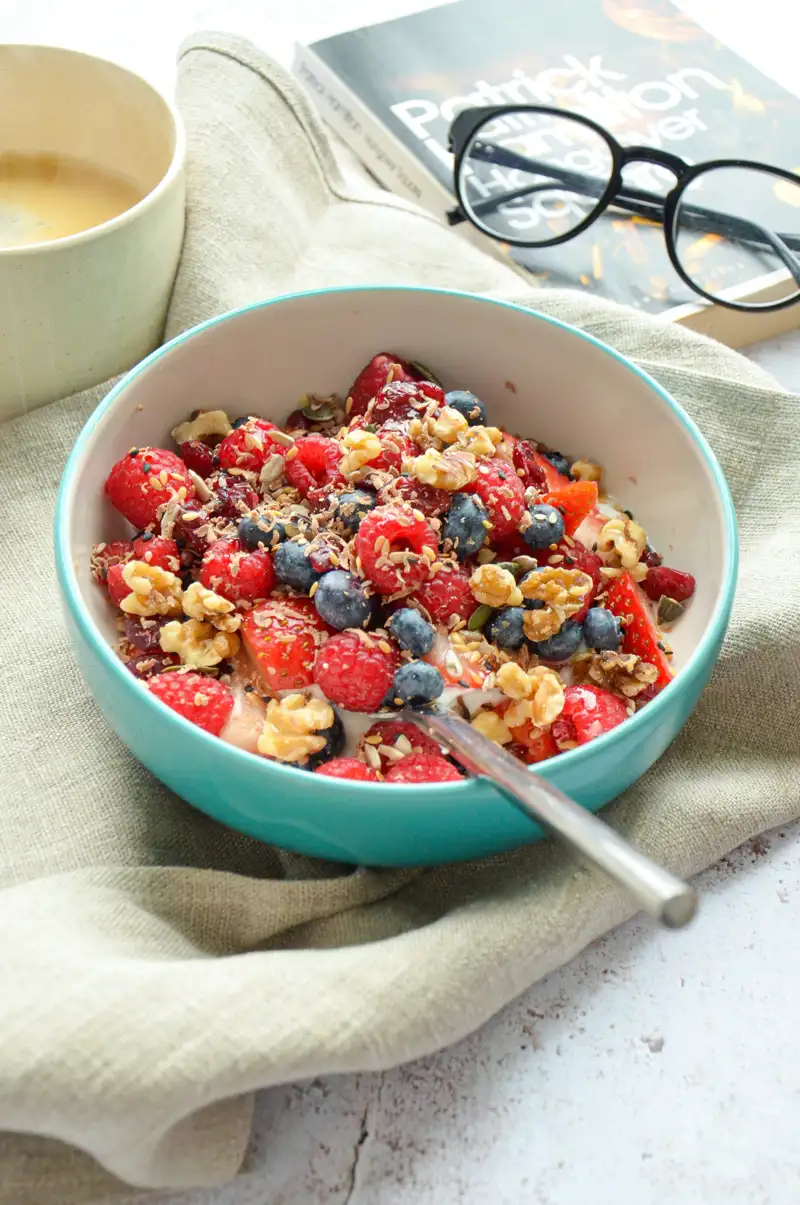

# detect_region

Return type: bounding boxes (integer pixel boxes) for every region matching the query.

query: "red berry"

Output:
[313,631,399,712]
[284,409,315,433]
[605,571,674,687]
[284,434,344,503]
[242,597,331,692]
[369,430,417,473]
[209,472,259,519]
[91,539,134,584]
[125,650,181,678]
[123,615,170,650]
[640,566,696,604]
[554,684,628,747]
[217,418,286,473]
[105,447,195,530]
[357,719,441,773]
[505,724,559,764]
[314,757,380,781]
[411,562,476,625]
[173,505,213,558]
[384,753,463,783]
[178,440,217,477]
[377,476,451,517]
[355,504,437,596]
[469,457,526,539]
[132,535,181,573]
[200,537,274,604]
[640,545,663,569]
[106,562,131,606]
[535,451,571,491]
[365,380,443,425]
[346,352,418,417]
[148,671,234,735]
[543,481,599,538]
[512,439,548,492]
[562,542,603,622]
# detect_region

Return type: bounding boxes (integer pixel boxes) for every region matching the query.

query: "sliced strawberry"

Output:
[533,451,570,491]
[553,684,629,748]
[506,724,559,763]
[544,481,599,538]
[242,597,331,692]
[605,571,674,687]
[424,635,489,689]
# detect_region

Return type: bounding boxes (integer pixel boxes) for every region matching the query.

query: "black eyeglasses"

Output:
[447,105,800,312]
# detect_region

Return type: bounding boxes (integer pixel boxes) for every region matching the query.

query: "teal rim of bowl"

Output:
[55,285,739,798]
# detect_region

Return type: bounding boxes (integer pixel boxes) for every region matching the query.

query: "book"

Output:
[294,0,800,348]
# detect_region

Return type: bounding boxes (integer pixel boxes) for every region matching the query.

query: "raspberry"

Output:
[384,753,463,783]
[178,440,218,477]
[106,562,131,606]
[105,447,195,530]
[553,684,628,748]
[411,562,476,625]
[313,631,399,712]
[209,472,259,519]
[640,566,696,603]
[314,757,380,781]
[469,458,526,539]
[132,534,181,573]
[217,418,286,473]
[126,650,180,678]
[512,439,548,492]
[148,671,234,735]
[358,719,441,773]
[365,380,443,425]
[377,476,451,517]
[200,537,274,604]
[91,539,134,584]
[346,352,418,417]
[355,504,437,596]
[369,430,417,473]
[285,434,344,504]
[242,597,331,692]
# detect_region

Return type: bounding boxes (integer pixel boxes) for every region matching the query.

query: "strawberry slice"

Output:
[505,722,559,763]
[605,571,674,687]
[553,684,629,748]
[544,480,599,537]
[532,450,570,491]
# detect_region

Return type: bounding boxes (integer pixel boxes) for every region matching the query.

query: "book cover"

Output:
[303,0,800,316]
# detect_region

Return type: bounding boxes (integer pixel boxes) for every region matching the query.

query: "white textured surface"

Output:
[7,2,800,1202]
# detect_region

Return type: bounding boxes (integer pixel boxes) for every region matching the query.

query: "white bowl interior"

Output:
[68,289,729,675]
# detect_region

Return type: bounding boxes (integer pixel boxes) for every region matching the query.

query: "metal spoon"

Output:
[406,708,697,930]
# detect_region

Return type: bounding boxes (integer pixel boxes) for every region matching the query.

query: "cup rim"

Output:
[0,44,186,257]
[55,285,739,796]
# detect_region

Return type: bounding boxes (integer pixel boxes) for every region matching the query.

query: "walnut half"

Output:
[519,566,593,641]
[119,561,183,618]
[469,563,523,608]
[182,581,241,633]
[496,663,565,729]
[257,693,334,764]
[571,650,658,698]
[159,619,240,669]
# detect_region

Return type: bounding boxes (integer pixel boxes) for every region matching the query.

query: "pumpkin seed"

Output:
[657,595,684,625]
[496,561,524,578]
[301,399,336,422]
[467,603,494,631]
[410,360,442,386]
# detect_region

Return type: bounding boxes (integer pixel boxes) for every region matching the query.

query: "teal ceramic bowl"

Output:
[55,287,737,865]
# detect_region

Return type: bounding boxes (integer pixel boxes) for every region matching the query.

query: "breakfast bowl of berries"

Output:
[55,286,737,865]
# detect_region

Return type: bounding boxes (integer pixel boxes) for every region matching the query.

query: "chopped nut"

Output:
[497,663,565,728]
[597,516,647,570]
[407,447,478,491]
[170,409,232,445]
[188,470,213,501]
[259,453,286,489]
[519,565,593,640]
[471,710,513,745]
[570,459,603,483]
[456,425,504,458]
[119,561,183,617]
[257,693,334,764]
[182,581,241,632]
[340,428,382,477]
[571,650,658,698]
[159,619,240,668]
[430,405,469,443]
[470,564,523,608]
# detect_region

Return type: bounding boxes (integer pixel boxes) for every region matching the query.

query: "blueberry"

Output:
[543,450,571,477]
[313,570,376,630]
[332,489,376,533]
[522,503,565,550]
[442,493,487,560]
[485,606,526,650]
[273,541,322,592]
[583,607,623,651]
[444,390,487,426]
[238,513,286,550]
[231,415,252,429]
[387,607,435,655]
[306,710,345,771]
[530,620,583,662]
[393,661,444,707]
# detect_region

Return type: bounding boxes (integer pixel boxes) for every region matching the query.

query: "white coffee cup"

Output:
[0,46,186,419]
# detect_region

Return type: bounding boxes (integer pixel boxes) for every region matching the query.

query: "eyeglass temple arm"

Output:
[457,140,800,281]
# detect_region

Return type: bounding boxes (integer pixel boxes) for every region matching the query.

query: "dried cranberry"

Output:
[213,473,259,518]
[125,651,180,678]
[173,505,212,557]
[284,409,315,433]
[640,543,663,569]
[178,440,218,478]
[512,439,547,492]
[123,616,169,651]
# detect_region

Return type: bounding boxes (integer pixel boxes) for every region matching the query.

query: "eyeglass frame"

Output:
[446,103,800,312]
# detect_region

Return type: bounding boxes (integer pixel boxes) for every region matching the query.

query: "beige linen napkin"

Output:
[1,33,798,1204]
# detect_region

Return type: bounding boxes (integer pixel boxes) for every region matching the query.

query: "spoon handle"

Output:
[409,710,697,930]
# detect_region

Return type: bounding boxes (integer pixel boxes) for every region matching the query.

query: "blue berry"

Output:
[387,607,435,655]
[306,710,345,771]
[231,415,252,430]
[392,661,444,707]
[332,489,375,533]
[444,390,487,426]
[543,450,571,477]
[522,503,565,549]
[583,608,623,651]
[273,541,322,593]
[530,620,583,662]
[238,513,286,550]
[313,570,376,630]
[485,606,526,650]
[442,493,487,560]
